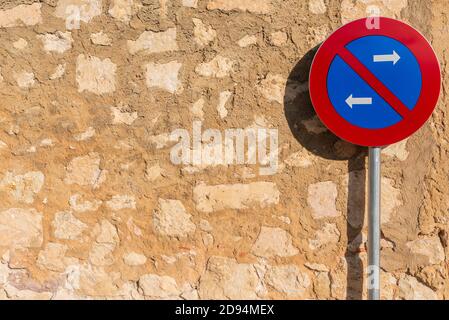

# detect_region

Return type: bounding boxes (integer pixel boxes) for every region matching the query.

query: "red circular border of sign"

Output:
[309,17,441,147]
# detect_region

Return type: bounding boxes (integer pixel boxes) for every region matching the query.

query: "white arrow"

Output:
[345,94,372,108]
[373,50,401,65]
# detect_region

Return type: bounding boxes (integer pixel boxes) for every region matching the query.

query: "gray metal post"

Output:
[368,147,381,300]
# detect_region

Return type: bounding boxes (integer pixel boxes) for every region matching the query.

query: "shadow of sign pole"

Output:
[284,46,366,300]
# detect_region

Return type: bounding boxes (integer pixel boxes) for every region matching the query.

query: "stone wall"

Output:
[0,0,448,300]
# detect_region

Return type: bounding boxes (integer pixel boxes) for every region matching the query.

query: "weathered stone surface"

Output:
[109,0,141,23]
[38,32,73,54]
[72,264,121,297]
[193,18,217,47]
[182,0,198,8]
[251,227,298,258]
[1,171,44,204]
[309,0,327,14]
[308,181,340,219]
[3,286,53,300]
[190,98,205,120]
[90,31,112,46]
[73,127,95,141]
[199,256,261,299]
[93,219,119,244]
[398,275,437,300]
[238,34,257,47]
[382,140,409,161]
[148,132,172,149]
[284,149,315,168]
[88,220,118,266]
[145,163,164,181]
[257,73,285,105]
[416,265,447,291]
[217,91,232,119]
[145,61,183,94]
[272,215,291,225]
[50,64,66,80]
[207,0,272,14]
[13,38,28,50]
[305,262,329,272]
[37,243,68,272]
[111,106,138,125]
[40,139,54,147]
[0,208,43,248]
[128,28,178,54]
[139,274,181,298]
[69,194,102,212]
[195,56,235,78]
[382,178,402,224]
[202,233,214,247]
[116,281,144,299]
[123,252,147,266]
[106,194,136,210]
[89,243,115,266]
[0,3,42,28]
[13,71,35,89]
[270,31,288,46]
[193,182,280,213]
[153,199,196,237]
[309,223,340,250]
[381,272,397,300]
[406,236,445,266]
[344,174,401,228]
[76,55,117,95]
[199,219,213,232]
[64,153,103,187]
[265,265,310,297]
[306,24,330,47]
[55,0,102,25]
[52,211,87,240]
[314,271,331,298]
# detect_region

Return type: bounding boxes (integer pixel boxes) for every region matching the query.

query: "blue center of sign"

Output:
[327,35,422,129]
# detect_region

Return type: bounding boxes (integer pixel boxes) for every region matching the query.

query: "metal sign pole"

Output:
[368,147,381,300]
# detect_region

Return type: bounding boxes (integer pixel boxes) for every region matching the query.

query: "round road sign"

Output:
[309,17,441,147]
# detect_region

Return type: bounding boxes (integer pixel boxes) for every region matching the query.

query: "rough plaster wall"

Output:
[0,0,447,300]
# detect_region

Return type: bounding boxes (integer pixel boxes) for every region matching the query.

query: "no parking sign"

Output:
[308,17,441,300]
[309,17,441,147]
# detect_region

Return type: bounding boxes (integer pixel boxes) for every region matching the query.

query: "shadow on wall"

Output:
[283,46,368,300]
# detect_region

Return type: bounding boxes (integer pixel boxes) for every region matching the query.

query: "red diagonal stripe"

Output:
[337,47,412,118]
